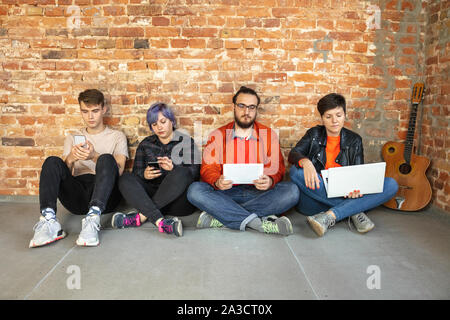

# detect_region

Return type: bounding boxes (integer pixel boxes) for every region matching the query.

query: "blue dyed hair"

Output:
[146,102,176,132]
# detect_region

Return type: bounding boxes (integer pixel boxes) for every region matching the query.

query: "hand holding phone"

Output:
[144,162,161,180]
[74,135,87,148]
[72,135,97,161]
[157,156,173,171]
[147,161,160,170]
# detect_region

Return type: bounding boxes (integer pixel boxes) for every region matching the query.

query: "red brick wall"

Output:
[421,0,449,212]
[0,0,447,212]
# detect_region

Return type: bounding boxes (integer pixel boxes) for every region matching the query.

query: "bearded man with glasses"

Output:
[187,86,299,235]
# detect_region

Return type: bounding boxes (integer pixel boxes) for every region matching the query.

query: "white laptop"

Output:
[223,163,264,184]
[321,162,386,198]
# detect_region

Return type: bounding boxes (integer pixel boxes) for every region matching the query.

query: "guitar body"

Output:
[382,141,432,211]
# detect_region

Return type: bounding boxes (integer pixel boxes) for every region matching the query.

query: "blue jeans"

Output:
[289,166,398,221]
[187,181,300,231]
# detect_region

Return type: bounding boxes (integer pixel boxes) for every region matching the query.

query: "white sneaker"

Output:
[29,216,66,248]
[76,214,101,246]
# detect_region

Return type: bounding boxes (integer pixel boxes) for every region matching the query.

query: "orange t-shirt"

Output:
[325,135,342,169]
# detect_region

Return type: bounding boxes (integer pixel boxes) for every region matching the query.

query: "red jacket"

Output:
[200,121,285,187]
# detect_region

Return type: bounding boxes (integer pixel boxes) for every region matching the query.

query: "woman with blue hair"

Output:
[112,102,200,237]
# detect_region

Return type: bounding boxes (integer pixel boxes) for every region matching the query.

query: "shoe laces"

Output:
[321,214,335,227]
[159,219,174,233]
[347,217,354,231]
[347,213,365,232]
[210,218,223,228]
[355,213,368,224]
[262,220,279,234]
[123,213,139,226]
[81,215,100,235]
[328,217,336,227]
[33,218,52,233]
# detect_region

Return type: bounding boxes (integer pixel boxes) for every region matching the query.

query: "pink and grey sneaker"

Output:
[111,211,142,229]
[158,218,183,237]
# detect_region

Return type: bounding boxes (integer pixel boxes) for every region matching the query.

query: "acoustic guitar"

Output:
[382,83,432,211]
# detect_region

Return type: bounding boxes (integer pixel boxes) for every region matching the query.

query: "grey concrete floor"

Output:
[1,200,449,300]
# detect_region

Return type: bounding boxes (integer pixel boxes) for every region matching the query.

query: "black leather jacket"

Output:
[288,125,364,173]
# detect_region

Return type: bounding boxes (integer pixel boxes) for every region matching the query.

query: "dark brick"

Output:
[134,39,149,49]
[42,50,77,59]
[73,28,108,37]
[46,29,69,37]
[2,137,35,147]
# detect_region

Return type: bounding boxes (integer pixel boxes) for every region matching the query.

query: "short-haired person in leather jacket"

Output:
[288,93,398,237]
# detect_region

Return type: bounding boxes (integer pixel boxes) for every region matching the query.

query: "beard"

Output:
[234,111,256,129]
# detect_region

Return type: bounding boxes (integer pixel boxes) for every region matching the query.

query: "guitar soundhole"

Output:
[399,163,412,174]
[388,147,395,153]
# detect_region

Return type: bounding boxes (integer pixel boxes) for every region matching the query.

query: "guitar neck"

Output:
[404,102,419,163]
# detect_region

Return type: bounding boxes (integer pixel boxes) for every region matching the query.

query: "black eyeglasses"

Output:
[235,103,258,110]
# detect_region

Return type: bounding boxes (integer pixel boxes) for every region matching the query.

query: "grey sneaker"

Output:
[307,212,336,237]
[197,211,224,228]
[350,212,374,233]
[76,214,101,246]
[29,216,66,248]
[261,215,293,236]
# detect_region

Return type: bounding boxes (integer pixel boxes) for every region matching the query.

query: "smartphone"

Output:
[147,161,160,170]
[74,135,87,148]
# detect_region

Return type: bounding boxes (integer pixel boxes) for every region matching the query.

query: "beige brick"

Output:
[26,6,43,16]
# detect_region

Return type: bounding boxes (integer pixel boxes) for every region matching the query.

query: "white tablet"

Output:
[223,163,264,184]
